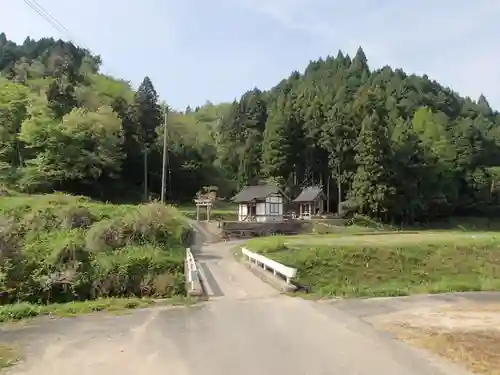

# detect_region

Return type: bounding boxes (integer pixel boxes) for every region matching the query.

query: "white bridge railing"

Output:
[185,247,201,293]
[241,247,297,284]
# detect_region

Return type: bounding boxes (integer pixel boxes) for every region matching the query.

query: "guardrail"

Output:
[241,247,297,285]
[185,247,202,296]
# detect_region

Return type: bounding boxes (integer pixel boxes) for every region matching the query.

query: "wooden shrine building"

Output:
[232,184,284,222]
[293,186,325,219]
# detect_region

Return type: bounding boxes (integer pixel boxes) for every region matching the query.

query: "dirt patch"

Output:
[441,303,500,313]
[391,327,500,375]
[381,302,500,374]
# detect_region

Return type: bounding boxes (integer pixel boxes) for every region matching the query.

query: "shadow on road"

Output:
[198,262,224,297]
[195,253,223,261]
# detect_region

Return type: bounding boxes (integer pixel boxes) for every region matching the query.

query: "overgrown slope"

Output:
[0,193,192,304]
[246,233,500,297]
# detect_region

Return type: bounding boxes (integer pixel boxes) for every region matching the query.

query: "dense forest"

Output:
[1,33,500,223]
[0,33,229,202]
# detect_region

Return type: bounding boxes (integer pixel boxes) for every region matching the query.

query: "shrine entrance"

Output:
[194,198,213,221]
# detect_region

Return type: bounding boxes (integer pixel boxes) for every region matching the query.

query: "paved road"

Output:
[2,233,473,375]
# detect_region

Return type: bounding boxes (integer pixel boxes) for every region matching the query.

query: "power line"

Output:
[24,0,173,203]
[24,2,65,36]
[23,0,119,77]
[25,0,74,40]
[23,0,89,51]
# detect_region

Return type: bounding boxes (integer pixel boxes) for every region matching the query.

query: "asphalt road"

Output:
[1,237,474,375]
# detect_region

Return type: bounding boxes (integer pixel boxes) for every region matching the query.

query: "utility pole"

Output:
[160,107,168,204]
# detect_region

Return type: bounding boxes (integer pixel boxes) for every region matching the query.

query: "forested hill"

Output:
[218,47,500,222]
[1,34,500,223]
[0,33,229,202]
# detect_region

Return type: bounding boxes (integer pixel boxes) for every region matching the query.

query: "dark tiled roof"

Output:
[293,187,324,202]
[232,185,280,203]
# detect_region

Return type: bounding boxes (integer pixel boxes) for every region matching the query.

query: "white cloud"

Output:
[243,0,500,108]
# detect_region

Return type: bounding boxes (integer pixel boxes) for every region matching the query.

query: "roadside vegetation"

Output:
[245,229,500,298]
[0,296,196,323]
[0,192,194,320]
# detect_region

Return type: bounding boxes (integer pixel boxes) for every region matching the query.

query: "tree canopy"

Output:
[215,49,500,223]
[0,33,225,202]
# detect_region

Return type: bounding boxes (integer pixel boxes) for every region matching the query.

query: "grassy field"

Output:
[0,192,193,307]
[178,201,238,221]
[245,231,500,298]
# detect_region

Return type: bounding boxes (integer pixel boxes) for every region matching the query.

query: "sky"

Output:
[2,0,500,111]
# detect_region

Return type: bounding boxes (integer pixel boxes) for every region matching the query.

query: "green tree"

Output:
[134,76,161,201]
[349,111,395,218]
[262,94,296,187]
[19,103,124,193]
[237,89,267,186]
[46,77,78,119]
[0,78,30,168]
[321,99,356,213]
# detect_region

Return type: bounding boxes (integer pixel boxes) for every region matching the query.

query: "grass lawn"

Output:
[245,231,500,298]
[177,201,238,221]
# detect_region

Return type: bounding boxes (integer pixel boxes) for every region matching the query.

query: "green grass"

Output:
[0,297,197,323]
[0,192,194,306]
[0,343,19,369]
[419,216,500,231]
[178,201,238,221]
[0,193,137,221]
[245,231,500,298]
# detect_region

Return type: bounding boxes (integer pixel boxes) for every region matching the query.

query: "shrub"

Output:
[58,206,96,229]
[85,203,191,252]
[0,217,24,304]
[0,302,41,322]
[129,203,191,247]
[91,245,184,298]
[0,216,22,260]
[85,218,129,252]
[0,195,188,305]
[347,214,392,230]
[18,206,60,233]
[5,230,91,303]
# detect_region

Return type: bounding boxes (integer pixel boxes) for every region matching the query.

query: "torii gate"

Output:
[194,198,213,222]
